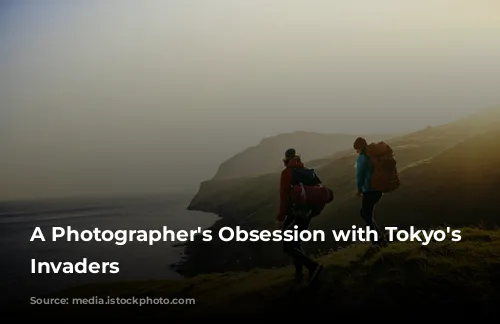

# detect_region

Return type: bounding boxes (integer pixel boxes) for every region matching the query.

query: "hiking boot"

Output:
[308,264,323,285]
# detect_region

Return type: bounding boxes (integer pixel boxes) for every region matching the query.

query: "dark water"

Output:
[0,192,219,304]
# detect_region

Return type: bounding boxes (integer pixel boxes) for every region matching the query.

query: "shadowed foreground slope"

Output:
[10,228,500,321]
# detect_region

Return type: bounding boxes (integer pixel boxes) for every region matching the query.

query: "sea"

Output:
[0,192,220,304]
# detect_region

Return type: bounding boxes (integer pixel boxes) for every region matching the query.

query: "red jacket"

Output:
[277,157,304,221]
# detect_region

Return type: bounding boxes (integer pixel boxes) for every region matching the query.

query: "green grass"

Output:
[12,227,500,320]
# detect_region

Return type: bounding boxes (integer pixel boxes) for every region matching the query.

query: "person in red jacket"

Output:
[276,148,323,285]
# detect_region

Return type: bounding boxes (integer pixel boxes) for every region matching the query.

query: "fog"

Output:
[1,0,500,200]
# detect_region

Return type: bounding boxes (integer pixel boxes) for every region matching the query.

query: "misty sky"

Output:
[1,0,500,200]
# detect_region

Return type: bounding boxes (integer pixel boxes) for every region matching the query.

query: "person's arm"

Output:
[277,168,292,221]
[356,154,367,193]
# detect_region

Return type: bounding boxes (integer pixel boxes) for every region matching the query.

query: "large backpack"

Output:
[365,141,400,193]
[291,167,322,186]
[289,167,334,214]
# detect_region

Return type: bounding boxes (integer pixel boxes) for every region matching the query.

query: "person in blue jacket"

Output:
[353,137,388,247]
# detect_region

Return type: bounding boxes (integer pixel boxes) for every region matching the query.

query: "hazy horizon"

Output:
[1,0,500,200]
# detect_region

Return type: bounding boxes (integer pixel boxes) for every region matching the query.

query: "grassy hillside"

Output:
[212,131,397,180]
[11,227,500,321]
[190,108,500,215]
[179,108,500,276]
[328,127,500,231]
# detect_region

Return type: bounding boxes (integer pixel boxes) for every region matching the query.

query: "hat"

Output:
[285,148,296,158]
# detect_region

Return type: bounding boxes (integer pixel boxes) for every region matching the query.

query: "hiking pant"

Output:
[282,210,318,275]
[360,191,383,242]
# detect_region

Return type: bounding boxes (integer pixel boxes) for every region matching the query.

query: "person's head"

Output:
[353,137,367,153]
[283,148,298,166]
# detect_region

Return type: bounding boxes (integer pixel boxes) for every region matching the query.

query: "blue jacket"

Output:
[356,151,373,193]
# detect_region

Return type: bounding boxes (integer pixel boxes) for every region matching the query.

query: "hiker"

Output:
[353,137,388,247]
[276,148,325,285]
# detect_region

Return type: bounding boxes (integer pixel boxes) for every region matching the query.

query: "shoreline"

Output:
[0,192,220,306]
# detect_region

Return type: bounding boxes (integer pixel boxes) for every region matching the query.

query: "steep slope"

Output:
[182,108,500,276]
[322,127,500,230]
[189,107,500,216]
[10,228,500,321]
[211,131,397,180]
